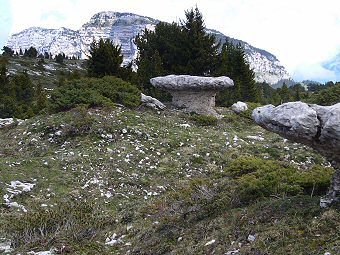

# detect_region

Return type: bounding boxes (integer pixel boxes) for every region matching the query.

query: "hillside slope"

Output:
[0,106,338,254]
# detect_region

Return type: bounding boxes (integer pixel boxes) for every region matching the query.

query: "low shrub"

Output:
[224,156,334,203]
[189,114,218,126]
[49,76,141,113]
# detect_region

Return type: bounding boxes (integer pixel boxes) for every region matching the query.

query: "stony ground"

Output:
[5,57,86,89]
[0,106,339,254]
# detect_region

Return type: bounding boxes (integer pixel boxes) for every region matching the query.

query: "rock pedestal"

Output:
[150,75,234,116]
[252,102,340,205]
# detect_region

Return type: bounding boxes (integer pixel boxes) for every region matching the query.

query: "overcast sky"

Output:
[1,0,340,82]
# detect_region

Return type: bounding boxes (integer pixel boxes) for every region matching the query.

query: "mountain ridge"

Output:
[6,11,291,85]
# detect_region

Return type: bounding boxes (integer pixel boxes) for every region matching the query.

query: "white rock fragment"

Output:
[246,135,264,141]
[204,239,216,246]
[105,233,125,246]
[0,239,12,253]
[247,234,256,242]
[225,249,240,255]
[141,93,166,110]
[179,123,191,128]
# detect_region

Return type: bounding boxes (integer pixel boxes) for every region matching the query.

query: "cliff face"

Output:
[7,11,291,84]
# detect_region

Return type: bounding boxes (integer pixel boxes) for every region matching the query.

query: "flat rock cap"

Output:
[150,75,234,91]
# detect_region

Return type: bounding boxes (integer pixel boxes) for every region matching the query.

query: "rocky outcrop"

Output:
[150,75,234,116]
[252,102,340,205]
[231,101,248,114]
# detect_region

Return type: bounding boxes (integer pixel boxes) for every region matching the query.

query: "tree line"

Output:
[2,45,79,63]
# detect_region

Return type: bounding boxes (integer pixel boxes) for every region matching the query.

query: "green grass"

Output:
[0,106,338,254]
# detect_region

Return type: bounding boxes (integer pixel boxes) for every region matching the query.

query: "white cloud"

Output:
[292,64,337,82]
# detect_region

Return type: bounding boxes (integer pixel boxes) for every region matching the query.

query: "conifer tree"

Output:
[215,41,259,106]
[34,82,47,113]
[180,7,219,75]
[24,47,38,58]
[2,46,14,57]
[87,38,123,78]
[279,83,291,103]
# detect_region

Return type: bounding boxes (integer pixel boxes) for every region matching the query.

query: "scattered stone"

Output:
[4,180,36,212]
[246,135,264,141]
[204,239,216,246]
[141,93,166,110]
[105,233,125,246]
[224,249,240,255]
[0,239,12,253]
[247,234,256,242]
[0,118,24,128]
[231,101,248,113]
[252,102,340,205]
[150,75,234,116]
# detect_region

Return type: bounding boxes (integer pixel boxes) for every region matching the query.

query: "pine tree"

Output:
[34,82,47,113]
[87,38,123,78]
[2,46,14,57]
[24,47,38,58]
[55,53,65,64]
[44,52,49,59]
[0,65,16,117]
[215,41,258,106]
[180,7,219,75]
[279,83,291,103]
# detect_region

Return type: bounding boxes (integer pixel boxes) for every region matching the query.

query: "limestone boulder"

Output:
[252,101,340,205]
[231,101,248,113]
[141,93,166,110]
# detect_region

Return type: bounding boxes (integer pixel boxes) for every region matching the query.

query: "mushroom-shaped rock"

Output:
[150,75,234,116]
[252,102,340,205]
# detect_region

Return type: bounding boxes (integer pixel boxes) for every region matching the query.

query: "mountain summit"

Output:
[6,11,291,85]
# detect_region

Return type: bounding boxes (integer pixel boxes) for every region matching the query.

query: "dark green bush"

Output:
[224,156,334,203]
[189,114,218,126]
[49,76,141,113]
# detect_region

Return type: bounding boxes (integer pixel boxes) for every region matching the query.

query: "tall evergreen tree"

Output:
[135,7,219,97]
[87,38,123,78]
[279,83,291,103]
[2,46,14,57]
[34,82,47,113]
[215,41,258,106]
[24,47,38,58]
[180,7,219,75]
[55,53,65,64]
